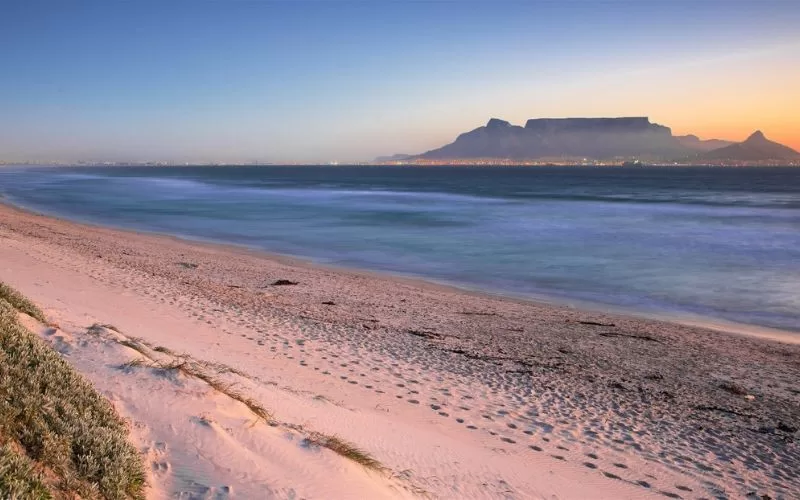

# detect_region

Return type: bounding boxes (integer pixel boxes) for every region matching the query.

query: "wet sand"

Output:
[1,201,798,499]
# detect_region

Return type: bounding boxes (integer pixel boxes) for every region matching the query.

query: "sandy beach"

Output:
[1,201,798,499]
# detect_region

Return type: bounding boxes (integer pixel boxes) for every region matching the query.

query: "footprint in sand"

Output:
[152,461,170,472]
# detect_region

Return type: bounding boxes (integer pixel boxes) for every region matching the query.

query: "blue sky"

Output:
[2,0,799,163]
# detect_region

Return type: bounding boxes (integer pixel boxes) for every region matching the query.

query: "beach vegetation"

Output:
[0,284,146,499]
[118,357,149,370]
[118,348,272,423]
[0,281,46,323]
[157,359,273,422]
[118,338,152,358]
[304,432,383,471]
[87,323,121,336]
[0,442,52,498]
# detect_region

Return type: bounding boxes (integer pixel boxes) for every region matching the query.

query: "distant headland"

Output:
[376,117,800,166]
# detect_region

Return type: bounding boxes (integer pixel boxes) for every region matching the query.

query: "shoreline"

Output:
[2,197,797,345]
[1,200,798,498]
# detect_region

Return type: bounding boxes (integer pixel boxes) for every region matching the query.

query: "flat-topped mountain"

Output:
[376,118,797,164]
[702,131,800,161]
[416,117,689,160]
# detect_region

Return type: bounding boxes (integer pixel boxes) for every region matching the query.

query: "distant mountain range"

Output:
[675,134,734,152]
[374,153,413,162]
[379,117,798,163]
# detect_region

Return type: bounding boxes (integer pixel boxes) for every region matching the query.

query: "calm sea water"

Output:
[2,165,799,332]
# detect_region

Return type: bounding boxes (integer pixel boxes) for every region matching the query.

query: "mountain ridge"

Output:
[675,134,734,152]
[416,117,687,161]
[700,130,799,161]
[377,117,797,163]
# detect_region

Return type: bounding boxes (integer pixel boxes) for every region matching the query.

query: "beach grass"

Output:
[119,357,150,370]
[114,342,274,424]
[87,323,122,337]
[153,345,176,355]
[155,358,274,423]
[305,432,384,471]
[0,283,146,499]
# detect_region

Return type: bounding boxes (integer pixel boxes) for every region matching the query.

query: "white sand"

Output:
[2,203,798,499]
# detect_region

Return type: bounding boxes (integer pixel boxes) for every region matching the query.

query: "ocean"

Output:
[2,165,799,332]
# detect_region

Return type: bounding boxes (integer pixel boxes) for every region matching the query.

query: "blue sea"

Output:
[2,165,799,332]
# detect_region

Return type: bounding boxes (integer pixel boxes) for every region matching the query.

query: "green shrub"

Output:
[0,443,51,499]
[0,282,46,323]
[0,291,145,499]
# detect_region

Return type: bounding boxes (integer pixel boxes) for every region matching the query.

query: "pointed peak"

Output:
[746,130,767,142]
[486,118,511,129]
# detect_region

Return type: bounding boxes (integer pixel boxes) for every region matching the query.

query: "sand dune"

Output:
[17,317,409,499]
[1,202,798,499]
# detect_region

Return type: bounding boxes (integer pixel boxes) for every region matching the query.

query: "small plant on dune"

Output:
[185,367,272,422]
[195,359,248,378]
[148,356,273,423]
[95,323,382,477]
[0,289,146,499]
[87,323,106,336]
[118,338,152,358]
[0,281,47,323]
[105,328,271,424]
[304,432,384,471]
[154,357,190,372]
[118,357,150,370]
[153,345,176,355]
[229,391,273,423]
[87,322,122,336]
[180,364,271,421]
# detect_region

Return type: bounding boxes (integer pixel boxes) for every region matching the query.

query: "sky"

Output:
[1,0,799,163]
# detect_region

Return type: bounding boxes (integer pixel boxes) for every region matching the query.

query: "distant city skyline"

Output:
[2,0,799,163]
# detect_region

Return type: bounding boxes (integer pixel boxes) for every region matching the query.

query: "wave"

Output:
[2,165,799,333]
[19,166,800,210]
